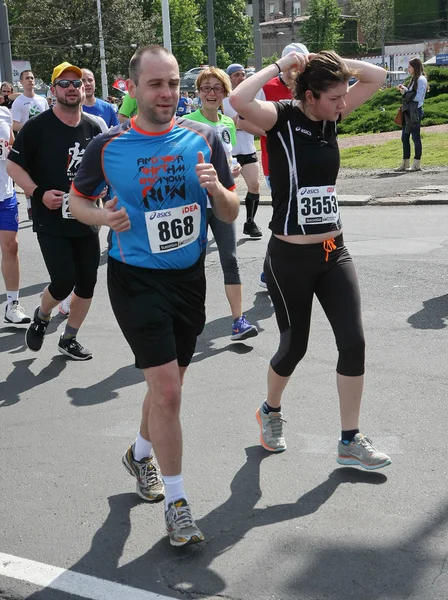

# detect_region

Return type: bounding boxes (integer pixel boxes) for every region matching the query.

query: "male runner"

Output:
[0,106,30,325]
[81,68,119,127]
[69,45,239,547]
[7,62,103,360]
[223,63,262,238]
[11,70,48,220]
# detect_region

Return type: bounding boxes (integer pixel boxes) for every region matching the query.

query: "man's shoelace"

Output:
[356,436,376,455]
[168,504,193,529]
[139,461,159,487]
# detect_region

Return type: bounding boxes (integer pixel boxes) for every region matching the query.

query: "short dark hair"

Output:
[20,70,33,81]
[129,45,175,85]
[294,51,352,102]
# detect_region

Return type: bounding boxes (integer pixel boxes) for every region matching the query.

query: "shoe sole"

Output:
[58,308,70,316]
[4,318,31,325]
[255,409,287,452]
[249,232,262,238]
[169,534,205,547]
[259,282,268,289]
[122,454,165,503]
[58,346,93,361]
[336,456,392,470]
[231,326,259,341]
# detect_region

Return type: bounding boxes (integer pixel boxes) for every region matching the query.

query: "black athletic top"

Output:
[267,101,342,236]
[8,109,102,237]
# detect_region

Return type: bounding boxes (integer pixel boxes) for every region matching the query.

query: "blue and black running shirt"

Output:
[73,116,235,269]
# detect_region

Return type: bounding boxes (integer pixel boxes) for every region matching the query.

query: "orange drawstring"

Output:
[323,238,337,262]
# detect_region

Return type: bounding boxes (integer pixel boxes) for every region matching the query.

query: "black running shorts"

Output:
[233,152,258,167]
[107,255,206,369]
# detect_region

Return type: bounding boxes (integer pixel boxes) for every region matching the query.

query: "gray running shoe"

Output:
[122,446,165,502]
[337,433,391,470]
[255,405,286,452]
[165,498,205,547]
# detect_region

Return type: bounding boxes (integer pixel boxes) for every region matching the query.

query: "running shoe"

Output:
[259,272,267,289]
[122,446,165,503]
[337,433,391,470]
[231,315,258,341]
[243,220,262,238]
[58,293,72,316]
[255,405,287,452]
[25,307,50,352]
[165,498,205,547]
[4,301,31,325]
[58,336,93,361]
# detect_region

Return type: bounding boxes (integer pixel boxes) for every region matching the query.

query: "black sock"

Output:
[245,192,260,222]
[263,401,281,414]
[341,429,359,445]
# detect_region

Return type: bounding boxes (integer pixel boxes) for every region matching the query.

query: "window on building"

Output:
[269,3,275,14]
[293,1,301,16]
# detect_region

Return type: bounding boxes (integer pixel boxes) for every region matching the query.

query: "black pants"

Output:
[264,234,365,378]
[37,233,100,301]
[402,107,423,160]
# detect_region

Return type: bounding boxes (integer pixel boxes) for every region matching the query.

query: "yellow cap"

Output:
[51,62,83,84]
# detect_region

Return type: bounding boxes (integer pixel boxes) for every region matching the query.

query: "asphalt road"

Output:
[1,196,448,600]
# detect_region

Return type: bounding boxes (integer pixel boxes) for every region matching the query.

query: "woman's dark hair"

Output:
[294,51,352,102]
[408,57,427,90]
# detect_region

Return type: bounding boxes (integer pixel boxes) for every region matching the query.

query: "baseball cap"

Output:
[226,63,245,76]
[51,62,83,84]
[281,43,309,58]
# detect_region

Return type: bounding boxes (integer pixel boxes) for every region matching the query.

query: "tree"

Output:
[8,0,159,87]
[300,0,342,53]
[196,0,253,68]
[350,0,393,51]
[151,0,205,71]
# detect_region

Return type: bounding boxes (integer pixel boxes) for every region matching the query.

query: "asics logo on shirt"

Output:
[295,126,312,136]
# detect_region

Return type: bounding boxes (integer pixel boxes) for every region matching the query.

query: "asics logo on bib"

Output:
[150,210,172,220]
[301,187,320,195]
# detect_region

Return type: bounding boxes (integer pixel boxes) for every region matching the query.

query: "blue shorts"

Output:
[0,192,19,232]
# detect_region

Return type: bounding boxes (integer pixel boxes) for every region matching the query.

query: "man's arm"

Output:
[12,120,23,132]
[195,152,239,223]
[69,192,130,231]
[6,160,37,197]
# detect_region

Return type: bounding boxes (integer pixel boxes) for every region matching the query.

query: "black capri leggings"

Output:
[37,232,100,301]
[264,234,365,378]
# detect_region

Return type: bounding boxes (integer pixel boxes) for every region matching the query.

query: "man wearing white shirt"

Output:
[11,70,48,220]
[223,64,262,238]
[0,107,31,325]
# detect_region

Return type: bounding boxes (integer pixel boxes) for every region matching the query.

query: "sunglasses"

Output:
[54,79,83,89]
[200,85,225,94]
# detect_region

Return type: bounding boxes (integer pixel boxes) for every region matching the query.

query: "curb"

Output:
[252,194,448,206]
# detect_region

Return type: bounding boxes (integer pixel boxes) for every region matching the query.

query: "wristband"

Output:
[32,186,45,202]
[273,62,281,74]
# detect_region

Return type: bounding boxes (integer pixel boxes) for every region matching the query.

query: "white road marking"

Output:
[0,552,172,600]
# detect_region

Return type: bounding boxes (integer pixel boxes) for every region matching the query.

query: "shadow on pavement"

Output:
[67,364,144,407]
[0,281,49,304]
[407,294,448,329]
[25,446,388,600]
[0,356,67,407]
[192,291,274,363]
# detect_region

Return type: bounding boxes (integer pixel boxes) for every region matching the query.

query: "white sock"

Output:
[26,197,31,209]
[162,474,187,509]
[6,291,19,304]
[133,433,152,461]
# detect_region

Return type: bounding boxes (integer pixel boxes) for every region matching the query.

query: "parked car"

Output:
[183,66,208,81]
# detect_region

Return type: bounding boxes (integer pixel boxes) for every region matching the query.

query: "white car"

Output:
[183,66,207,81]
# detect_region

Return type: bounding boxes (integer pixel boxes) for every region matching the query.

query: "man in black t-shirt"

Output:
[7,61,102,361]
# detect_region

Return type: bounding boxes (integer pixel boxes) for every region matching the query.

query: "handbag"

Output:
[394,106,403,126]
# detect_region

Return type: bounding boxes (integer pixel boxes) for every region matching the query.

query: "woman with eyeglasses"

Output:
[395,57,428,172]
[184,67,258,341]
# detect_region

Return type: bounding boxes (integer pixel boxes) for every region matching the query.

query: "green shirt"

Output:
[118,93,138,118]
[184,110,236,164]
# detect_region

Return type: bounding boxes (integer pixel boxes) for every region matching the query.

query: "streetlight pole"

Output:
[96,0,108,99]
[253,0,262,71]
[161,0,172,52]
[0,0,13,83]
[207,0,216,67]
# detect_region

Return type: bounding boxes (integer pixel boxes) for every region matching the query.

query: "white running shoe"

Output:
[59,293,72,316]
[4,301,31,325]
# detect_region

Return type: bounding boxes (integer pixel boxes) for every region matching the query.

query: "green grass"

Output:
[339,132,448,169]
